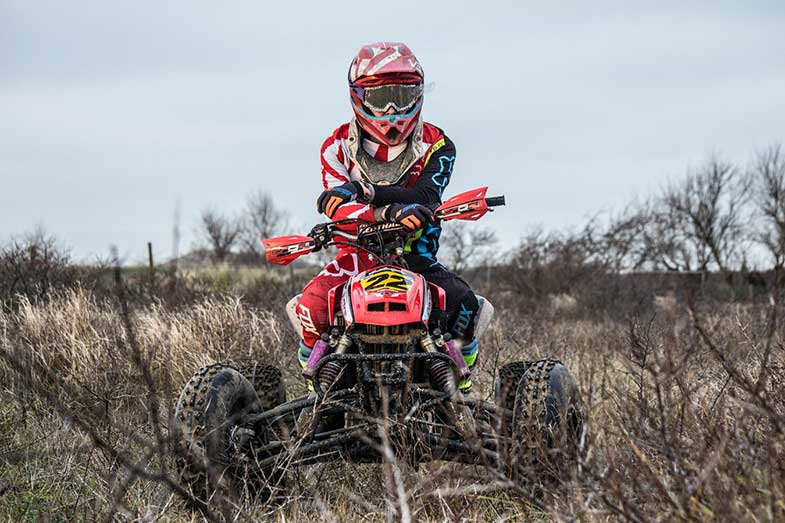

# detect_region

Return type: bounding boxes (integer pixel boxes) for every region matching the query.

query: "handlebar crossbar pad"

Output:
[357,221,407,237]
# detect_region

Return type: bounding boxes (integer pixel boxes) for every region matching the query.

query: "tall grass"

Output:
[1,268,783,521]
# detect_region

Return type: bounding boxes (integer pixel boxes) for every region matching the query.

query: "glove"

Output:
[316,181,371,218]
[385,203,434,231]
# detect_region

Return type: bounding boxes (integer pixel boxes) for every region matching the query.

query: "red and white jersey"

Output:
[320,118,453,223]
[319,117,456,266]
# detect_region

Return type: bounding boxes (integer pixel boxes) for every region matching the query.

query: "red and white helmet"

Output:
[348,42,424,146]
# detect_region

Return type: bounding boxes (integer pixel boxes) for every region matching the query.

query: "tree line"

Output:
[505,144,785,278]
[198,144,785,278]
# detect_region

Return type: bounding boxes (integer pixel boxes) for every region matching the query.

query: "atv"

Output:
[174,187,584,503]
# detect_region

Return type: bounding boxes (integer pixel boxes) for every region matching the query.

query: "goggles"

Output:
[351,83,424,114]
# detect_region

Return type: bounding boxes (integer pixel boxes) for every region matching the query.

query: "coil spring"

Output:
[319,360,345,390]
[430,360,456,394]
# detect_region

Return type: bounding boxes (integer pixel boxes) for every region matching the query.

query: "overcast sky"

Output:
[2,1,784,263]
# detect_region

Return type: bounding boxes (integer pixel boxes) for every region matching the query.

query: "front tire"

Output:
[175,361,286,506]
[495,359,584,485]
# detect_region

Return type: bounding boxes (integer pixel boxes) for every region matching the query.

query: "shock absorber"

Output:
[318,332,352,392]
[421,333,457,395]
[319,360,344,389]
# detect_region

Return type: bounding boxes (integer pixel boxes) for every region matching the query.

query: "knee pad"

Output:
[450,291,479,340]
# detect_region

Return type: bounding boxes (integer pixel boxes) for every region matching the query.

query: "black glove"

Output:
[385,203,434,231]
[316,181,370,218]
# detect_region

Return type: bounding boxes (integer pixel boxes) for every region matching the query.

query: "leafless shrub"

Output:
[493,227,614,316]
[659,156,750,274]
[238,191,289,263]
[0,227,103,308]
[575,157,751,278]
[585,204,652,272]
[439,222,498,274]
[199,209,242,263]
[195,193,289,266]
[752,144,785,269]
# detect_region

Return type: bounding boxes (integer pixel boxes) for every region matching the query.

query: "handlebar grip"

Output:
[485,196,506,207]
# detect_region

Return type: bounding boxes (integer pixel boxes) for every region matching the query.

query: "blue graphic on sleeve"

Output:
[431,156,455,198]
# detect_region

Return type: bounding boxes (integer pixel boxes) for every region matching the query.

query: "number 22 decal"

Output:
[360,269,412,292]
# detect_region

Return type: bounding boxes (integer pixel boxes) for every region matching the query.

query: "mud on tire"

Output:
[495,359,584,485]
[231,360,286,409]
[174,361,286,506]
[495,361,532,435]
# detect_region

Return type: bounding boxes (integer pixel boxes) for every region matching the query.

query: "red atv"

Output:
[175,188,584,503]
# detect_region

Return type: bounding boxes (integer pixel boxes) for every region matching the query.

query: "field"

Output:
[1,263,783,522]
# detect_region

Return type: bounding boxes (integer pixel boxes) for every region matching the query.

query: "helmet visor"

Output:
[353,83,423,114]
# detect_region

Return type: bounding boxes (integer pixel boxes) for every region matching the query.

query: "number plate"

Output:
[360,268,414,292]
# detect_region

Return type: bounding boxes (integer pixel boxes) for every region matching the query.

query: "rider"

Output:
[296,42,480,393]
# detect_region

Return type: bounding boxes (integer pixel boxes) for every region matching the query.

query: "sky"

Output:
[1,1,784,264]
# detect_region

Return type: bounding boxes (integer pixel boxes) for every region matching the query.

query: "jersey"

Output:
[319,118,456,271]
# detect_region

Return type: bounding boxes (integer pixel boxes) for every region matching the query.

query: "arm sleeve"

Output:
[319,131,379,222]
[370,133,456,207]
[321,135,351,190]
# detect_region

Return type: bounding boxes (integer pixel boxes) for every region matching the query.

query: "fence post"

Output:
[147,242,155,287]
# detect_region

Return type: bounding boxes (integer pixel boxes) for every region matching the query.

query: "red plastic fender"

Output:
[328,282,347,326]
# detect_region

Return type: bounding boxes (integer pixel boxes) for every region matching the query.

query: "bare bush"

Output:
[660,156,750,274]
[439,221,498,274]
[238,191,289,263]
[585,205,652,272]
[503,228,607,301]
[0,227,101,307]
[584,158,751,275]
[752,144,785,268]
[199,209,242,263]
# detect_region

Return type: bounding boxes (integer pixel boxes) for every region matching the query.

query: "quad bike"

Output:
[174,187,584,504]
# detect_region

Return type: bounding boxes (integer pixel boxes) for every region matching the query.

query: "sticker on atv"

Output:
[360,268,414,293]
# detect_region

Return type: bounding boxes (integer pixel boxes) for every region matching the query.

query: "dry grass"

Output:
[1,277,784,521]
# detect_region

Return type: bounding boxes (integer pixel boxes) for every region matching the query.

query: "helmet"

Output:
[348,42,424,146]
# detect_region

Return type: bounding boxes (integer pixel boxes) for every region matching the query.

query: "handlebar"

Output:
[264,187,505,266]
[332,229,358,242]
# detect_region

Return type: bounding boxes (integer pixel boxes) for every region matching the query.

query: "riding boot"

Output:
[458,338,478,394]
